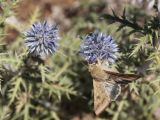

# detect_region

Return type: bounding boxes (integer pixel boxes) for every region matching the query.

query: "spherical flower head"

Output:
[80,31,118,64]
[25,21,59,59]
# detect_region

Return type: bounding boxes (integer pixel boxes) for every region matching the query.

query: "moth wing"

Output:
[104,70,140,82]
[93,79,110,116]
[91,64,140,82]
[93,79,121,115]
[104,81,121,101]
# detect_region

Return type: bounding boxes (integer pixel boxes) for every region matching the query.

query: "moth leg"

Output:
[103,82,121,101]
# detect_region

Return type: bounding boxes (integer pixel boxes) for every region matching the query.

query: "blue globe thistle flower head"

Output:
[25,21,59,59]
[80,31,118,64]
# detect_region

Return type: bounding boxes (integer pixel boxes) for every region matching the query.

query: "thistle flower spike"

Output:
[25,21,59,59]
[80,30,118,64]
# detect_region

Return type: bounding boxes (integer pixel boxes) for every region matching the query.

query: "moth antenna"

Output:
[97,58,102,66]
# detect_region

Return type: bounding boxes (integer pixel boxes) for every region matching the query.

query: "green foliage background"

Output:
[0,0,160,120]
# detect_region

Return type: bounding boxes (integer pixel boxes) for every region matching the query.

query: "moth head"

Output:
[88,63,97,73]
[88,59,110,72]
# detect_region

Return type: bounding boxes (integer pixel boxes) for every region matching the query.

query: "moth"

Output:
[89,61,140,116]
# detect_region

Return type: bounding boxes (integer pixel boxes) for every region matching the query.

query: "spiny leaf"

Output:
[130,36,146,56]
[40,65,45,83]
[9,77,22,105]
[28,7,40,26]
[122,8,126,19]
[23,103,29,120]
